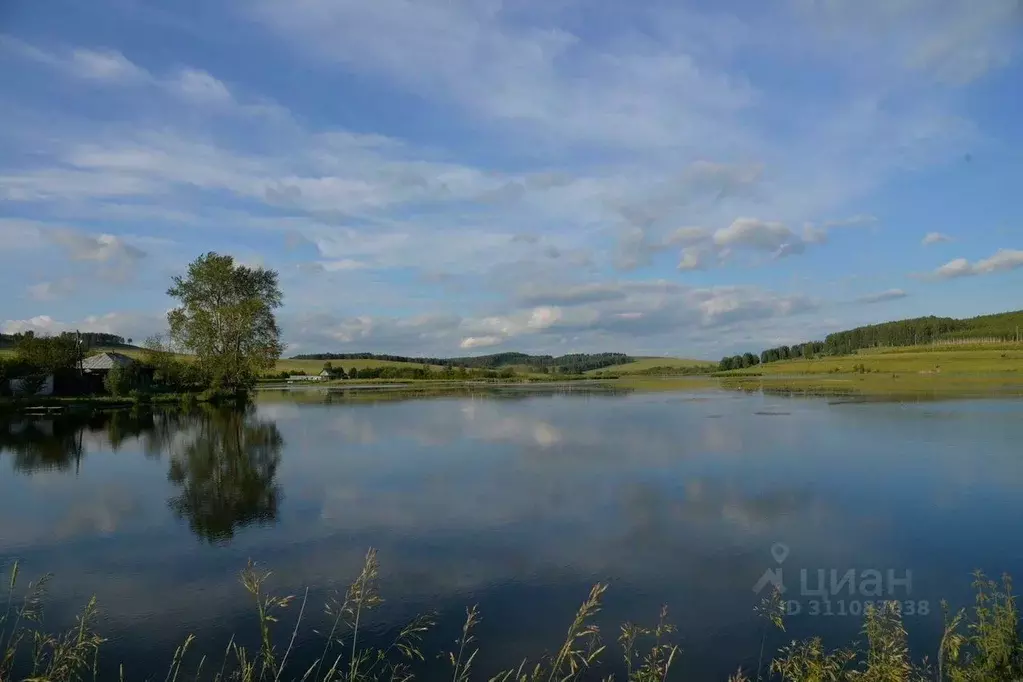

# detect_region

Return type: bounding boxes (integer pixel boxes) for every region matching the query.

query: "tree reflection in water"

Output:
[0,406,283,543]
[167,407,283,543]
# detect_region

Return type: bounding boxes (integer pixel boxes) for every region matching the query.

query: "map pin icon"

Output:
[771,543,790,565]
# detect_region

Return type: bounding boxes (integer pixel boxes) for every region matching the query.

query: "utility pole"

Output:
[76,330,84,372]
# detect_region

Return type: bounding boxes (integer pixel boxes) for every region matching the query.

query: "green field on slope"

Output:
[722,347,1023,376]
[585,356,716,374]
[715,346,1023,398]
[274,357,445,373]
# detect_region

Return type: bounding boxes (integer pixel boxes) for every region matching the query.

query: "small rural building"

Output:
[286,374,323,383]
[82,351,137,373]
[81,351,145,393]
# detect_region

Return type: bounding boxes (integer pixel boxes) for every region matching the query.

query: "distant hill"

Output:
[291,351,633,374]
[584,356,717,375]
[722,309,1023,369]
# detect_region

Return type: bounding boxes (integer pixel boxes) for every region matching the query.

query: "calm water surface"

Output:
[2,388,1022,680]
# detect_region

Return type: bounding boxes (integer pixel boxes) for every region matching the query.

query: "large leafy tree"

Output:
[167,253,284,390]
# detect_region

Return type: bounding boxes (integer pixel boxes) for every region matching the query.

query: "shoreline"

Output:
[0,390,246,414]
[4,372,1023,414]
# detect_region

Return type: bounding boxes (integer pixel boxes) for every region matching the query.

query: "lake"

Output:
[2,387,1023,680]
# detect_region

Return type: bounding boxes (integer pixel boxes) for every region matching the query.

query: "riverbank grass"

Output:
[3,555,1020,681]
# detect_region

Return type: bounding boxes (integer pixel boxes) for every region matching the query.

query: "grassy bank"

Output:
[2,555,1020,682]
[712,347,1023,399]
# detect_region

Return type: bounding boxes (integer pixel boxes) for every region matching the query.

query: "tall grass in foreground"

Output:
[2,555,1021,681]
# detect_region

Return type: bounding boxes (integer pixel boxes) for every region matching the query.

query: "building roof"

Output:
[82,351,135,371]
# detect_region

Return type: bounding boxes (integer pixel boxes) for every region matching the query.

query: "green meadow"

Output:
[713,346,1023,398]
[585,356,717,374]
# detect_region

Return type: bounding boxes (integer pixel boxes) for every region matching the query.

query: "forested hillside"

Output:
[721,309,1023,370]
[819,310,1023,354]
[291,351,632,373]
[0,331,136,350]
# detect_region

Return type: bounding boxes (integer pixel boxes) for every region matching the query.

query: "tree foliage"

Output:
[103,366,132,397]
[167,253,284,391]
[719,354,761,371]
[141,335,206,392]
[13,333,81,375]
[100,363,151,397]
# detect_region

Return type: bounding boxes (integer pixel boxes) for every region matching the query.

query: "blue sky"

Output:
[1,0,1022,358]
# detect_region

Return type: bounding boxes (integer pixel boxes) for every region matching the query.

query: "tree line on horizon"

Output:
[0,331,134,350]
[720,310,1023,371]
[291,351,632,374]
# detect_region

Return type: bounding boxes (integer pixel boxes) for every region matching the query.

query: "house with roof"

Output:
[82,351,137,373]
[81,351,152,393]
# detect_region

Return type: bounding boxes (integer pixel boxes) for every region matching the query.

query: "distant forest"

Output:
[291,351,632,374]
[720,309,1023,370]
[0,331,135,350]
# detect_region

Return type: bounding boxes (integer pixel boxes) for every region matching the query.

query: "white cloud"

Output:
[975,249,1023,275]
[922,231,953,245]
[934,258,973,278]
[1,315,63,334]
[5,40,285,120]
[0,312,160,340]
[787,0,1019,85]
[527,306,562,330]
[0,39,150,84]
[714,218,795,251]
[856,289,908,304]
[171,68,234,104]
[677,250,706,271]
[459,336,504,350]
[48,230,146,262]
[665,226,712,247]
[517,283,627,307]
[26,279,78,301]
[0,220,47,250]
[69,48,149,82]
[932,249,1023,279]
[248,0,757,153]
[317,259,370,272]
